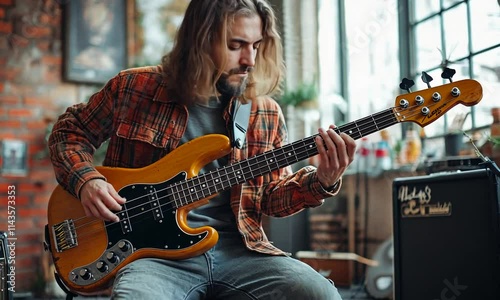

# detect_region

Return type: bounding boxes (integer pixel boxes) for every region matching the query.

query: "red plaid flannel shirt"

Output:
[48,66,341,255]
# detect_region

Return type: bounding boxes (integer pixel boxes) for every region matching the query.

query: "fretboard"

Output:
[168,108,398,207]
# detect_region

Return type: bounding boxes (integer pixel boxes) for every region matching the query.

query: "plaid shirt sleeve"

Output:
[48,77,118,198]
[233,96,342,254]
[249,97,341,216]
[48,66,176,199]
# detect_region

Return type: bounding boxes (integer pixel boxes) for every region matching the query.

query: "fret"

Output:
[220,166,231,188]
[241,158,254,180]
[283,146,298,166]
[304,137,318,159]
[245,156,256,176]
[353,120,363,139]
[156,186,171,209]
[373,115,380,131]
[262,152,276,174]
[236,163,247,184]
[202,177,211,196]
[191,177,206,200]
[212,170,221,190]
[257,156,271,175]
[276,147,289,167]
[198,176,210,198]
[168,187,178,209]
[228,165,241,186]
[253,156,271,178]
[179,181,192,204]
[292,139,313,162]
[172,183,183,207]
[340,122,359,139]
[274,147,290,169]
[206,171,222,194]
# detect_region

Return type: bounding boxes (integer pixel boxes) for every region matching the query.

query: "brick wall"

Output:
[0,0,92,294]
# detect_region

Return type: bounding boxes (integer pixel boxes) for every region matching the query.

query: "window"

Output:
[318,0,401,140]
[343,0,400,124]
[409,0,500,136]
[317,0,499,142]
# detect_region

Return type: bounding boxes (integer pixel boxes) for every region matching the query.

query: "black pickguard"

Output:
[104,172,208,251]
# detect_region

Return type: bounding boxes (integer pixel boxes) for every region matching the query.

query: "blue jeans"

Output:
[111,232,342,299]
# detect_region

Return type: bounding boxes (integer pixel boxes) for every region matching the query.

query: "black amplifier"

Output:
[393,169,500,300]
[424,156,484,174]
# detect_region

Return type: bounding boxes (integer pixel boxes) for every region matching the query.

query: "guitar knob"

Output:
[432,92,442,102]
[78,268,92,280]
[415,95,424,105]
[451,87,461,97]
[96,261,108,272]
[106,251,119,264]
[118,240,130,252]
[399,99,409,108]
[421,107,430,116]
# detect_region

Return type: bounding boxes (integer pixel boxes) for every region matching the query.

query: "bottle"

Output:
[405,128,421,164]
[375,130,392,171]
[393,139,405,167]
[358,137,372,169]
[419,127,426,155]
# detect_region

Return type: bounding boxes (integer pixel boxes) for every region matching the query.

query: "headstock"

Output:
[394,78,483,128]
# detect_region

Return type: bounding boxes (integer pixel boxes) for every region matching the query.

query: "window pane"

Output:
[472,49,500,129]
[470,0,500,52]
[318,0,343,127]
[442,4,469,60]
[415,17,443,71]
[318,0,341,95]
[412,0,440,21]
[443,0,465,9]
[344,0,400,125]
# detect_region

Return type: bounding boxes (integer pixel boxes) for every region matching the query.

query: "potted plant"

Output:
[280,80,318,108]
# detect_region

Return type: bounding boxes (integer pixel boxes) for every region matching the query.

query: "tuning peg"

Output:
[399,78,415,93]
[421,72,433,88]
[441,67,456,82]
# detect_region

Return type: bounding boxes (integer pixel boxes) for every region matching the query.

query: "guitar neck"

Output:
[167,108,398,207]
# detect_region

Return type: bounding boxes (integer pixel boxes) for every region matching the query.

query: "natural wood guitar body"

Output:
[47,135,231,294]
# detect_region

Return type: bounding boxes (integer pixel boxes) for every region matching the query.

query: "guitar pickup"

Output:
[52,219,77,252]
[149,187,164,222]
[119,210,132,234]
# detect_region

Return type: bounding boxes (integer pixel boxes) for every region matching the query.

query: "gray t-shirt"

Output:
[180,100,238,232]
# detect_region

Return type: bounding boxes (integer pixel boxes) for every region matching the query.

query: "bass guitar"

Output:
[46,78,483,295]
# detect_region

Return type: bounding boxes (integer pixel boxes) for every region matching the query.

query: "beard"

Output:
[215,66,253,104]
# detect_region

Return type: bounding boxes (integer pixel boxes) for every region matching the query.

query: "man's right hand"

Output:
[80,179,126,222]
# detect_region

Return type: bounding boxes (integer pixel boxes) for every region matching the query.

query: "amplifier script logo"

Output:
[398,185,452,218]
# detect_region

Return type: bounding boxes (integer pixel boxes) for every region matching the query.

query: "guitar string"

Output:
[66,100,446,242]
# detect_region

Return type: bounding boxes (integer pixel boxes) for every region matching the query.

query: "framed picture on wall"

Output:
[63,0,127,85]
[1,139,28,177]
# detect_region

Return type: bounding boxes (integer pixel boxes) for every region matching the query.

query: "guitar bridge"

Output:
[52,220,77,252]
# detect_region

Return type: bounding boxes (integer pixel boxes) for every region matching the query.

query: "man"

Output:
[49,0,356,299]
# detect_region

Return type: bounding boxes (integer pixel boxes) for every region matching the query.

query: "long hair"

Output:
[162,0,285,104]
